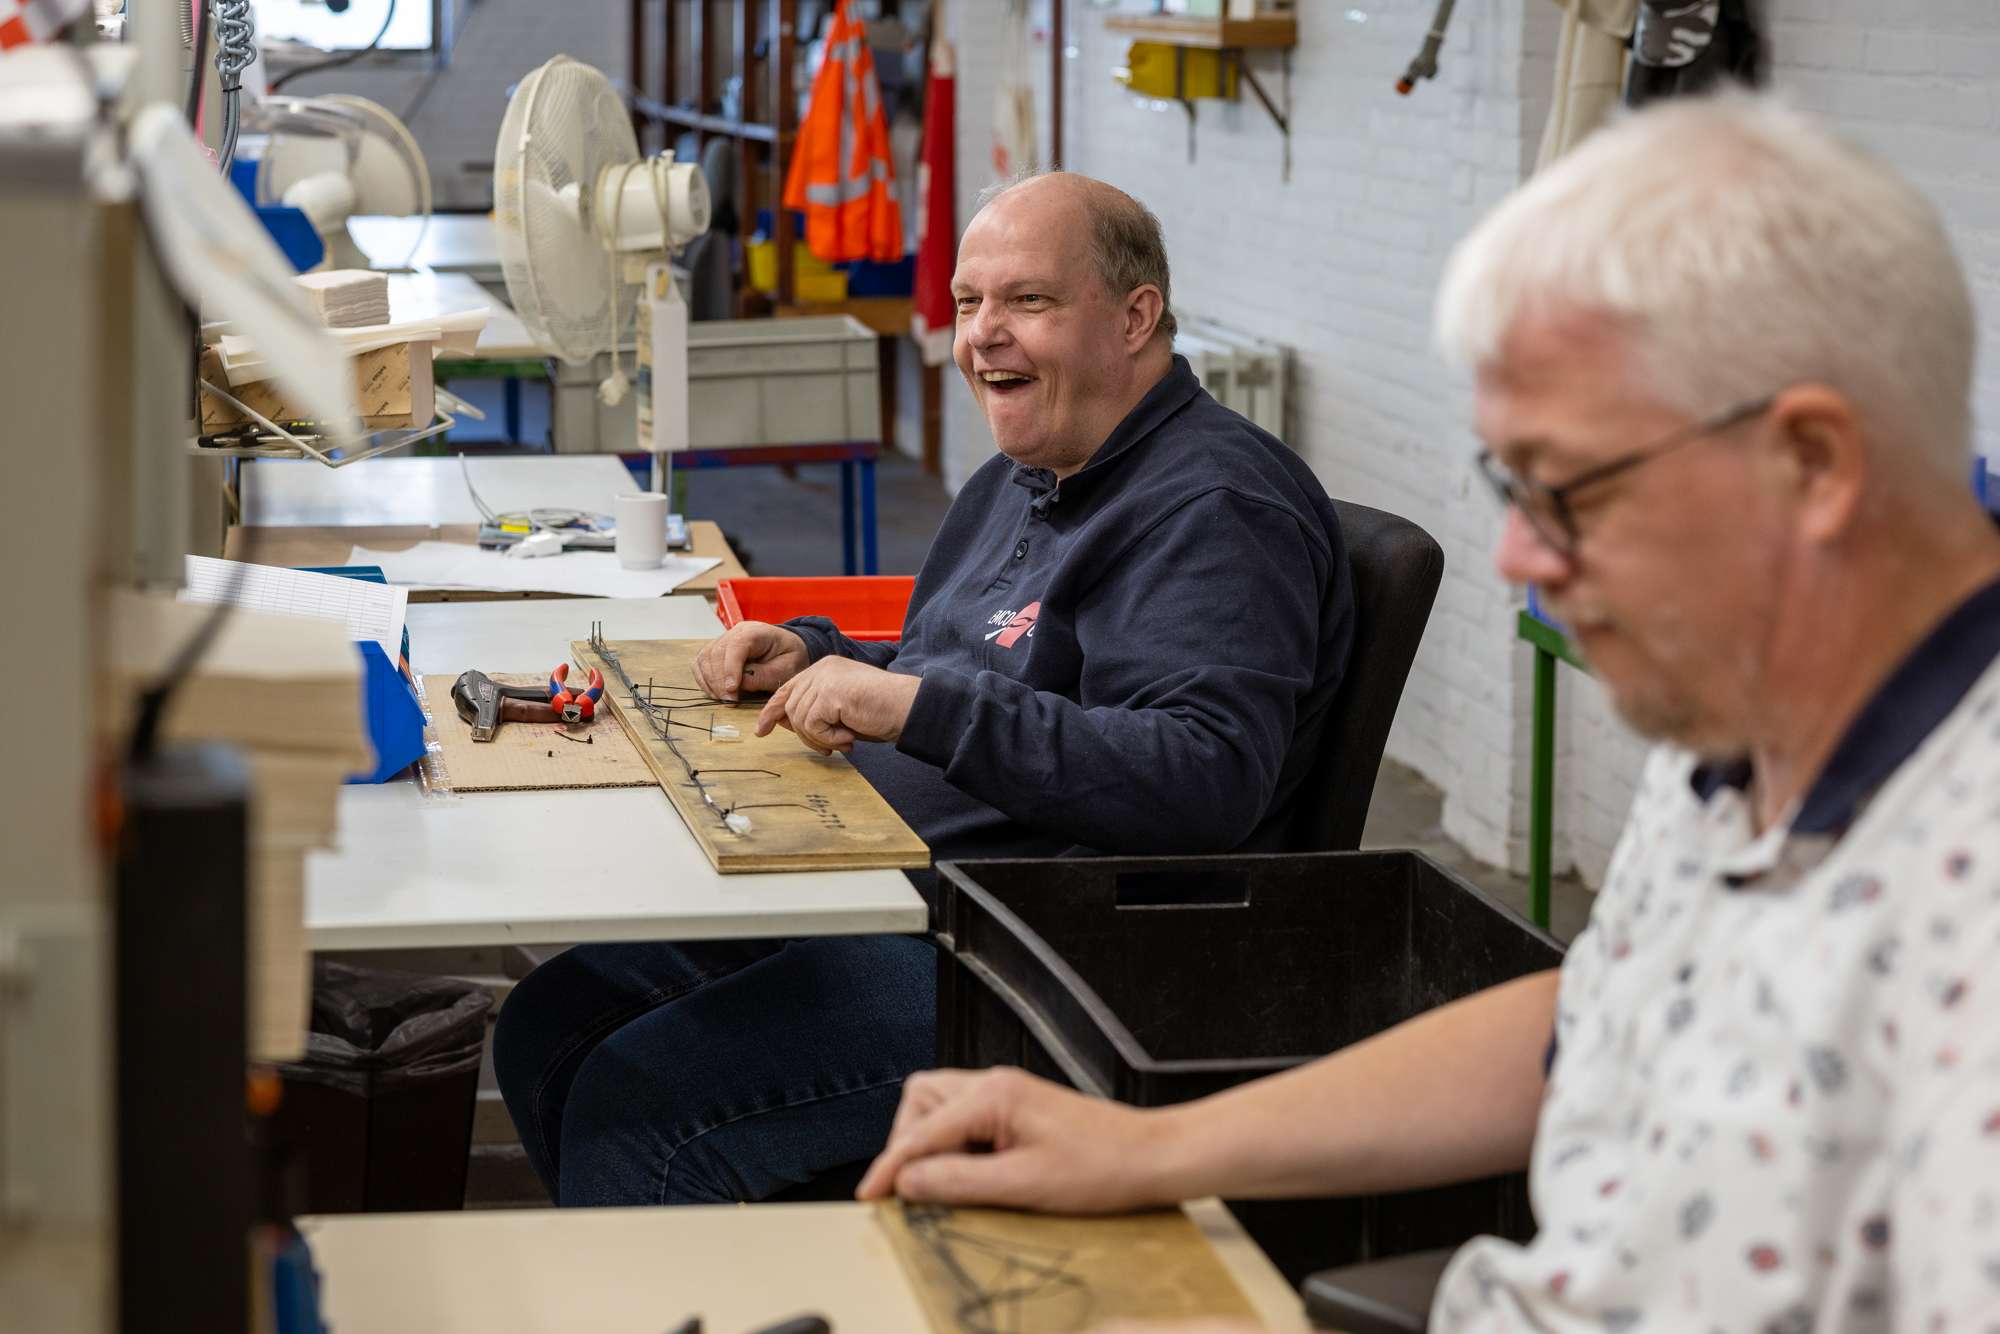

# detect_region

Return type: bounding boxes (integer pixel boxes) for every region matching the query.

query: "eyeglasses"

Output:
[1475,395,1776,555]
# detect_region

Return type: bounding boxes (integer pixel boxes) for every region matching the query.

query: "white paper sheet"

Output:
[183,555,408,664]
[346,541,720,598]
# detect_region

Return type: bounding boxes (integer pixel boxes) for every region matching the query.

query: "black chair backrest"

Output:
[683,232,735,322]
[1287,498,1445,852]
[699,135,740,236]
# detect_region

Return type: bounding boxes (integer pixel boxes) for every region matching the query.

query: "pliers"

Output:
[452,664,604,741]
[547,663,603,725]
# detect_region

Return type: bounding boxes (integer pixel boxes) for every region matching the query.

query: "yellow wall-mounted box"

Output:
[1115,41,1239,100]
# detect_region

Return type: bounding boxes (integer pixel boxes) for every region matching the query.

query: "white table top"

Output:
[298,1200,1310,1333]
[386,270,542,361]
[350,212,502,275]
[305,599,927,951]
[242,454,638,527]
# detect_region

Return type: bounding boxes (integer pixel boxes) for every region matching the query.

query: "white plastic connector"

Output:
[711,723,741,742]
[724,812,752,835]
[506,530,566,559]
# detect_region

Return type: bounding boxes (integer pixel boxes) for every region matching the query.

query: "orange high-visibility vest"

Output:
[782,0,905,264]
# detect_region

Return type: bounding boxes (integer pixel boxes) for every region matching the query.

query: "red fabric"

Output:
[782,0,905,263]
[909,40,957,364]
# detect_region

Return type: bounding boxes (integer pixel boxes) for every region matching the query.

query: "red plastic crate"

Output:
[714,575,916,642]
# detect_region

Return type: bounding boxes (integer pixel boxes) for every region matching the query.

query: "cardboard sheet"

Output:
[422,674,656,792]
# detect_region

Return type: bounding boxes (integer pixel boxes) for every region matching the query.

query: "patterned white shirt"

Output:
[1435,578,2000,1333]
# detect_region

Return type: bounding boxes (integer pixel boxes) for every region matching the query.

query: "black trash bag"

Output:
[275,960,492,1096]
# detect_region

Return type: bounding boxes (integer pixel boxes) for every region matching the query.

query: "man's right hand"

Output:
[692,621,811,703]
[855,1068,1175,1214]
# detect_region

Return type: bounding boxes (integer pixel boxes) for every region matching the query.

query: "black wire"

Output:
[268,0,398,94]
[184,0,211,127]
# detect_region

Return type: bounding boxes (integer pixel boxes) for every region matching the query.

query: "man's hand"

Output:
[754,657,922,754]
[855,1068,1174,1213]
[692,621,810,703]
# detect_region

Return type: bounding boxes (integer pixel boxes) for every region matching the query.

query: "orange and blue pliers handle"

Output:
[548,663,604,725]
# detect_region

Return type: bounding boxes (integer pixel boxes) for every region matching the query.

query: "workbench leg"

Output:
[504,377,523,444]
[861,457,879,575]
[840,459,858,576]
[1530,645,1556,930]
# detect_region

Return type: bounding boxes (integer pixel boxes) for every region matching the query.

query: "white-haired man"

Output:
[857,96,2000,1330]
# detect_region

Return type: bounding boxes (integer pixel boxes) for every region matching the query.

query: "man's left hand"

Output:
[754,658,922,754]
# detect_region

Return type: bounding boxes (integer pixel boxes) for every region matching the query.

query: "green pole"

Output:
[1530,644,1556,929]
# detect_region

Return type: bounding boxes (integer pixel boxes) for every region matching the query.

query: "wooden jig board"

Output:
[572,639,931,874]
[875,1202,1260,1332]
[420,674,654,792]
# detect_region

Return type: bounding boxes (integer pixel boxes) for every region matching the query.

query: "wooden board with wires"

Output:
[875,1202,1262,1332]
[571,632,930,874]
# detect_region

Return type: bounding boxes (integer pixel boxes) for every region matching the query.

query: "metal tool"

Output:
[452,668,570,742]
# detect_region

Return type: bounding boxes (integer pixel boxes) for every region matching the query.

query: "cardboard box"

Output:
[198,340,435,434]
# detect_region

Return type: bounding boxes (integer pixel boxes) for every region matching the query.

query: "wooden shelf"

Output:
[629,95,779,144]
[1104,13,1297,50]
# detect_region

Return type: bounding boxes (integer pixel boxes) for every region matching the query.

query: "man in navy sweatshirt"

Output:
[494,172,1356,1209]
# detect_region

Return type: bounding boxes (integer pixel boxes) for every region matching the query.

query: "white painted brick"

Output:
[1862,29,1936,75]
[1771,21,1866,70]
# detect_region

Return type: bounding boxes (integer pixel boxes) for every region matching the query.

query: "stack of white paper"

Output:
[181,554,409,665]
[346,540,721,598]
[296,269,391,328]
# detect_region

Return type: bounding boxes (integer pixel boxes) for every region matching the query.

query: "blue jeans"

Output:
[492,934,936,1206]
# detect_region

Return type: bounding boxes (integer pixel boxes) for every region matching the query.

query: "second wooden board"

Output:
[875,1202,1261,1332]
[572,637,931,874]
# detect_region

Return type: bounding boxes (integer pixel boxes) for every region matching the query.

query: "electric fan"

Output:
[492,54,709,468]
[248,94,432,270]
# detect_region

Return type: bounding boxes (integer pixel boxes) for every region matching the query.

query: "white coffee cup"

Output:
[615,492,669,569]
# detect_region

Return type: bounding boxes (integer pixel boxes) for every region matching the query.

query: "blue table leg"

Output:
[504,378,523,443]
[860,456,879,575]
[840,460,858,576]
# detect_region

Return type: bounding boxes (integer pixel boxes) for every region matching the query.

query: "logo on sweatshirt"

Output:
[984,600,1040,648]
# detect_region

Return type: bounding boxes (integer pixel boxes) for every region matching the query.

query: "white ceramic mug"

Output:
[615,492,669,569]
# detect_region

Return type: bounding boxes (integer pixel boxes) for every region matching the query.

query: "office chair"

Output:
[1286,497,1446,852]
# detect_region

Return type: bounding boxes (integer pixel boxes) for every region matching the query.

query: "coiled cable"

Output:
[211,0,257,170]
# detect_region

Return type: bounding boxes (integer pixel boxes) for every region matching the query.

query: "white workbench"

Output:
[298,1199,1310,1333]
[304,598,927,951]
[386,269,541,361]
[242,454,637,528]
[349,212,503,278]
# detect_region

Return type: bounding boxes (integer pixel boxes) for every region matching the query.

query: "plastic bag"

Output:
[275,960,492,1095]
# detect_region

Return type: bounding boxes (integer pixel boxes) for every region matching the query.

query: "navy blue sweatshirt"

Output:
[786,355,1354,865]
